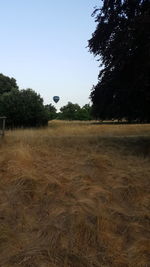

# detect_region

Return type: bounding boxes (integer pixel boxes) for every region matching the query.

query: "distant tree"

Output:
[88,0,150,122]
[45,104,57,120]
[0,73,18,95]
[0,88,48,127]
[59,102,81,120]
[82,104,93,120]
[76,104,93,120]
[58,102,93,120]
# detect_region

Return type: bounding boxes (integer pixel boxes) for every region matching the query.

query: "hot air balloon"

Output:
[53,96,60,103]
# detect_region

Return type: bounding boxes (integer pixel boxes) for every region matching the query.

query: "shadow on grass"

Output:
[101,136,150,158]
[91,121,150,125]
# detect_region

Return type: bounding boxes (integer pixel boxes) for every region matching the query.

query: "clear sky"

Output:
[0,0,101,109]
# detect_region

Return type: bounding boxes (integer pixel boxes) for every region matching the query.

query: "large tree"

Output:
[0,73,49,127]
[88,0,150,121]
[0,88,49,127]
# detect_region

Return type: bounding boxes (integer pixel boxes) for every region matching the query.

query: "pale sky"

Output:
[0,0,101,109]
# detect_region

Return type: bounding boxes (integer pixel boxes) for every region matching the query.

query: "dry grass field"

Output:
[0,121,150,267]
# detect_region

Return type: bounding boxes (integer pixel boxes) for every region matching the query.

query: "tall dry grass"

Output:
[0,121,150,266]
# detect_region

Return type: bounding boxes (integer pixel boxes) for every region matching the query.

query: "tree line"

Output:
[46,102,92,121]
[0,74,93,128]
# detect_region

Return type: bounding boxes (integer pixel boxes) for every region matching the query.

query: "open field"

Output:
[0,121,150,266]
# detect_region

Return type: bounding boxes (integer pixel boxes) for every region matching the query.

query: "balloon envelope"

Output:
[53,96,60,103]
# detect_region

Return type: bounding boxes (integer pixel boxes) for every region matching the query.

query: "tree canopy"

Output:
[45,104,57,120]
[0,74,48,127]
[88,0,150,122]
[0,73,18,95]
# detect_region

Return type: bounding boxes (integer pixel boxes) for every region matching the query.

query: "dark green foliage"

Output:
[88,0,150,122]
[78,104,93,120]
[58,102,92,120]
[45,104,57,120]
[59,102,81,120]
[0,73,18,94]
[0,74,48,127]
